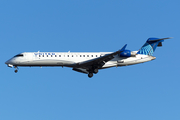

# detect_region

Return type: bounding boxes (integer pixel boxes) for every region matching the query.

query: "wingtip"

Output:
[123,44,127,48]
[120,44,127,51]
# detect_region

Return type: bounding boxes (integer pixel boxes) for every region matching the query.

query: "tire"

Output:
[93,69,98,74]
[88,73,93,78]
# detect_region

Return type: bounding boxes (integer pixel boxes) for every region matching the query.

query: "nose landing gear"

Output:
[15,69,18,73]
[14,66,18,73]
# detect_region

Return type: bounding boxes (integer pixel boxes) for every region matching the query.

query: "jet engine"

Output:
[119,50,136,57]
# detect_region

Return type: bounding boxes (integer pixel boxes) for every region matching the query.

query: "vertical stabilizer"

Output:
[137,37,171,56]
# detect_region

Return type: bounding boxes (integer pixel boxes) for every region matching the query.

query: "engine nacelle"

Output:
[119,50,136,57]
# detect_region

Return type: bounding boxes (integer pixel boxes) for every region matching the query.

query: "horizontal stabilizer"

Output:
[148,37,172,42]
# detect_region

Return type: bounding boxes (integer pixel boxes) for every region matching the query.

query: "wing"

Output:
[74,44,127,71]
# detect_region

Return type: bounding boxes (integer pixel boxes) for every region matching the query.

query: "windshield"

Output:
[14,54,24,57]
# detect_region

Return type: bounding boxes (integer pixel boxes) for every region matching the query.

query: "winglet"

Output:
[119,44,127,52]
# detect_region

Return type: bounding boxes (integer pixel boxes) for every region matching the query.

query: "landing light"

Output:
[7,64,13,68]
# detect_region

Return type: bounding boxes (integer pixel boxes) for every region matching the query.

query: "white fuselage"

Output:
[5,37,169,78]
[5,51,156,69]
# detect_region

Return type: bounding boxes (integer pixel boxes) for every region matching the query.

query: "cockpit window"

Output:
[14,54,24,57]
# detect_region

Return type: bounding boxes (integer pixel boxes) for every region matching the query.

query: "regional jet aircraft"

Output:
[5,37,171,78]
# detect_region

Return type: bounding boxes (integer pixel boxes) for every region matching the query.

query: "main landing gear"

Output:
[88,69,98,78]
[88,73,93,78]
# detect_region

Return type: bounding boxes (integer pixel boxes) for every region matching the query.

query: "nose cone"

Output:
[5,58,15,65]
[5,58,16,67]
[5,59,10,64]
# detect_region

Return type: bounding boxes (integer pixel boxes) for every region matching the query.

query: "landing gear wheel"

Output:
[14,66,18,73]
[14,69,18,73]
[88,73,93,78]
[93,69,98,74]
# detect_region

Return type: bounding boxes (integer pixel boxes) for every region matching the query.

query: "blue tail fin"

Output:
[137,37,171,56]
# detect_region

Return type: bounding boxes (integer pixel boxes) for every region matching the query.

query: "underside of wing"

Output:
[72,68,89,74]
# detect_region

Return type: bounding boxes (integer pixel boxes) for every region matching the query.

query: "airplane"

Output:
[5,37,171,78]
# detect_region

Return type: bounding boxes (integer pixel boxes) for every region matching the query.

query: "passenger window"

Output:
[59,55,61,57]
[80,55,82,57]
[72,55,73,57]
[87,55,89,57]
[68,55,69,57]
[83,55,85,57]
[39,55,41,57]
[92,55,93,57]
